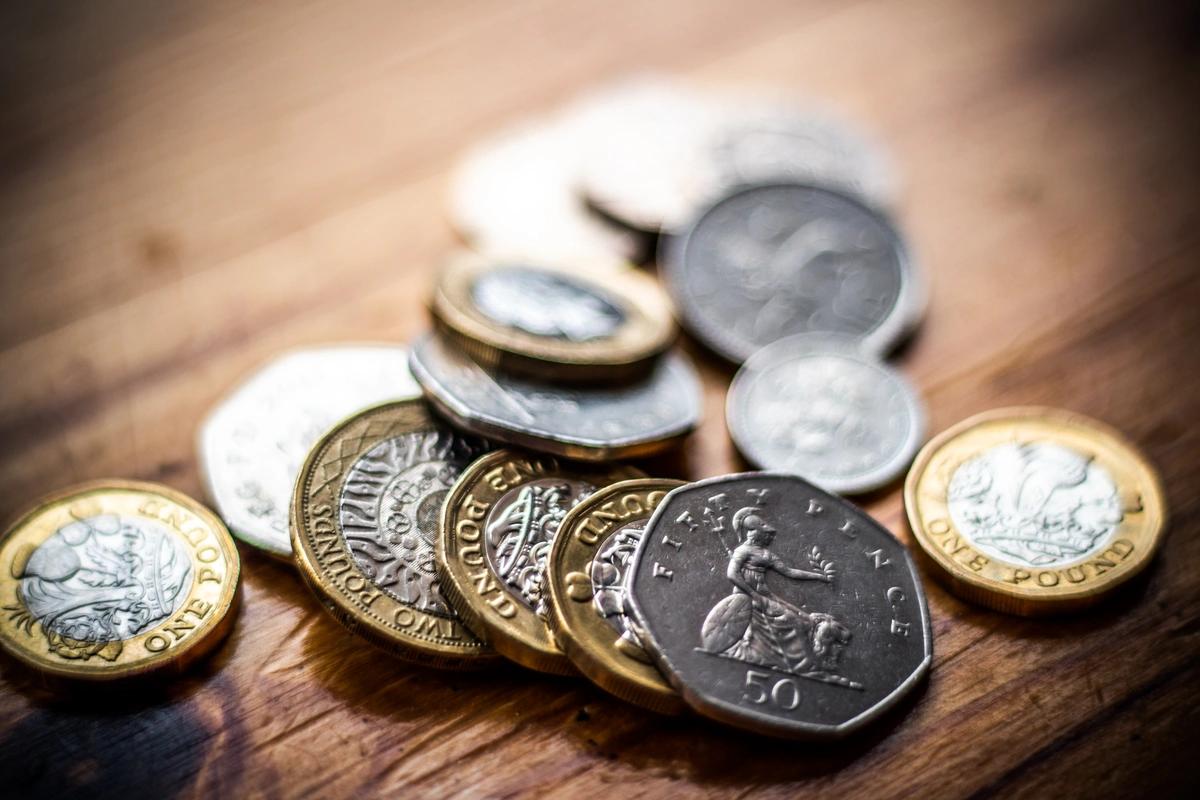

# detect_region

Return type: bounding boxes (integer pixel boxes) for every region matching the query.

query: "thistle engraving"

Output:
[5,515,192,661]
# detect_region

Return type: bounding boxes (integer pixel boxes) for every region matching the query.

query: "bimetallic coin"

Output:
[727,333,925,494]
[409,333,702,461]
[290,400,499,668]
[545,478,686,713]
[448,114,644,271]
[905,407,1168,616]
[430,253,675,383]
[199,344,421,559]
[661,182,922,362]
[437,450,642,674]
[628,473,931,739]
[0,480,240,681]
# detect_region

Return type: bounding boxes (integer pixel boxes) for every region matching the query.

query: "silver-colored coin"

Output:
[448,113,644,272]
[628,472,932,739]
[198,344,421,558]
[408,333,702,461]
[727,333,925,494]
[580,88,897,234]
[661,182,923,362]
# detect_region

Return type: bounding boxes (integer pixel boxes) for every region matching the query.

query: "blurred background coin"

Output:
[628,472,931,739]
[199,344,421,559]
[430,253,675,383]
[661,182,922,362]
[291,400,498,668]
[437,449,642,674]
[904,407,1168,616]
[545,478,686,713]
[0,480,240,681]
[727,333,925,494]
[448,115,644,271]
[409,333,702,461]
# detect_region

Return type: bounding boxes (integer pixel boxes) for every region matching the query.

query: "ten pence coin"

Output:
[0,480,240,681]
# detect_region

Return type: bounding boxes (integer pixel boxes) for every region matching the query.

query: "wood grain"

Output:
[1,1,1198,797]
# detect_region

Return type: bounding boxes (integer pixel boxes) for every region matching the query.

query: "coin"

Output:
[409,333,702,461]
[198,344,422,559]
[429,252,675,383]
[544,478,686,713]
[904,407,1168,616]
[660,182,923,362]
[0,480,240,681]
[727,333,925,494]
[628,472,931,739]
[290,399,500,668]
[437,449,643,674]
[448,113,644,271]
[580,88,896,234]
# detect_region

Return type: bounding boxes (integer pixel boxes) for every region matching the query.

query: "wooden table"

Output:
[1,1,1197,797]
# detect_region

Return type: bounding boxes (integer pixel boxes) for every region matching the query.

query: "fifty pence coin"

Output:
[199,344,422,559]
[437,449,642,674]
[448,114,644,271]
[727,333,925,494]
[0,480,240,681]
[904,407,1168,616]
[661,182,923,362]
[545,478,686,713]
[430,252,675,383]
[409,333,702,461]
[628,472,931,739]
[290,400,500,669]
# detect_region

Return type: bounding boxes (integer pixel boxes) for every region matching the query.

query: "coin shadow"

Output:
[563,671,930,784]
[988,565,1158,641]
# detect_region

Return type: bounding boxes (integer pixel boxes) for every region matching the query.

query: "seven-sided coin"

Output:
[437,449,642,674]
[727,333,925,494]
[545,478,686,713]
[199,344,421,559]
[0,480,240,681]
[904,407,1168,616]
[409,333,702,461]
[430,252,674,383]
[290,399,499,668]
[628,472,931,738]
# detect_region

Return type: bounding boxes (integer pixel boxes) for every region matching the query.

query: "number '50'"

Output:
[742,669,801,710]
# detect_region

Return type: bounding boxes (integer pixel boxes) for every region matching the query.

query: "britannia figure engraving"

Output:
[6,514,192,661]
[472,269,625,342]
[948,441,1123,567]
[699,506,857,687]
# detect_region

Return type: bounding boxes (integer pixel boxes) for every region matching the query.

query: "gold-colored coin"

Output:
[545,478,685,713]
[429,252,675,383]
[437,449,643,674]
[904,407,1167,615]
[290,399,500,669]
[0,480,240,681]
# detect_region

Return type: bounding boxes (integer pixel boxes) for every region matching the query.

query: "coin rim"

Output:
[429,253,675,383]
[659,181,924,363]
[289,398,500,669]
[436,448,643,675]
[197,342,421,560]
[903,406,1169,615]
[726,332,926,494]
[628,471,932,738]
[545,477,686,714]
[409,335,703,461]
[0,478,242,681]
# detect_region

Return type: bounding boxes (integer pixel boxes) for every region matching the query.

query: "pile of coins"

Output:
[0,76,1167,744]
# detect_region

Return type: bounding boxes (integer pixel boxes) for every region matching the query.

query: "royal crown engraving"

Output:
[5,514,192,661]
